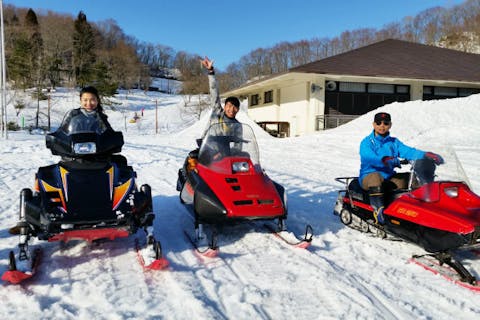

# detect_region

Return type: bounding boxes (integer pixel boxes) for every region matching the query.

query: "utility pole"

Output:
[155,99,158,134]
[0,0,7,139]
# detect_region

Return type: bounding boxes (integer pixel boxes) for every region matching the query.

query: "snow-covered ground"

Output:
[0,88,480,319]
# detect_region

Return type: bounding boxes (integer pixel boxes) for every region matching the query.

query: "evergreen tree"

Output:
[25,9,45,127]
[7,9,44,91]
[25,9,43,74]
[92,61,118,98]
[24,8,39,26]
[7,34,32,89]
[73,11,96,87]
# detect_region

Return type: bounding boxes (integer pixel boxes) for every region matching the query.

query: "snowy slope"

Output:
[0,90,480,319]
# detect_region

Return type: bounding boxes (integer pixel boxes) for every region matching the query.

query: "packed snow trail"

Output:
[1,91,480,319]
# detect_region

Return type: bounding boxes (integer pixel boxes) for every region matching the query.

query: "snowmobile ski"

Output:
[263,223,313,249]
[135,237,169,271]
[183,229,219,258]
[410,253,480,292]
[2,248,42,284]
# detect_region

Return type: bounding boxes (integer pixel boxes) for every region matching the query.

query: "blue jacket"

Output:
[359,130,425,185]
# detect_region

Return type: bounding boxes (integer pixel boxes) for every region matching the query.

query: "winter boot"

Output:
[369,186,385,225]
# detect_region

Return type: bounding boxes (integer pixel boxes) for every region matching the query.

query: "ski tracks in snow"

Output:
[246,228,413,320]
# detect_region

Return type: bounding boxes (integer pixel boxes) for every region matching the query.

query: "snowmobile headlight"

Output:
[73,142,96,154]
[232,161,249,173]
[444,186,458,198]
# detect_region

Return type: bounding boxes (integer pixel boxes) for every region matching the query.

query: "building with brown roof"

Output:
[223,39,480,137]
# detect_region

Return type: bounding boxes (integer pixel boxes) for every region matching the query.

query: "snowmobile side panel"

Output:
[194,175,227,224]
[344,196,470,252]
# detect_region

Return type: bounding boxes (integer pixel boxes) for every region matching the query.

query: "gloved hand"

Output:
[382,156,400,169]
[425,152,444,165]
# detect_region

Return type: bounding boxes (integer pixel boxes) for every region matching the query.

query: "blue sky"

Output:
[5,0,465,70]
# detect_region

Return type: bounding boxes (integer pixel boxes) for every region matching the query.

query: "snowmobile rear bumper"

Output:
[48,227,130,243]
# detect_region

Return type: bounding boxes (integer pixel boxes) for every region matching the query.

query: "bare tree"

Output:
[39,11,74,87]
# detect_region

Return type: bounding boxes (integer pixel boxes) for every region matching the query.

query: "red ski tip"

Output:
[195,247,219,259]
[2,270,33,284]
[294,241,311,249]
[144,258,169,270]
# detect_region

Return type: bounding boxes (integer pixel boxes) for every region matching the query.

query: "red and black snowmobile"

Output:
[334,158,480,288]
[177,123,312,256]
[2,111,167,284]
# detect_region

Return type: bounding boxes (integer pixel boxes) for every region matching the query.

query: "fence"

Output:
[316,114,359,130]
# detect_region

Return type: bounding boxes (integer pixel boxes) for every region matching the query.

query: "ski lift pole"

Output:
[0,0,5,139]
[47,94,51,131]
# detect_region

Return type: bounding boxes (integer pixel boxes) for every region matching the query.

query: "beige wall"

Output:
[279,83,308,136]
[248,82,310,136]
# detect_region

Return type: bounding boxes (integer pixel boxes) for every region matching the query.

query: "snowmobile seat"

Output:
[348,178,368,202]
[347,177,408,206]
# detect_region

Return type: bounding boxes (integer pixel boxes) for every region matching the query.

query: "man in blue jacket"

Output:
[359,112,443,224]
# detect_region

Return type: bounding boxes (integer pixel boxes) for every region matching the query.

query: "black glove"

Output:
[424,152,444,165]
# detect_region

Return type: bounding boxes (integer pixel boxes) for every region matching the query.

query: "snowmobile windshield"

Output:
[60,110,108,135]
[404,146,479,202]
[198,123,260,171]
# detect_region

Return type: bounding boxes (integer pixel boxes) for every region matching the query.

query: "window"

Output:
[396,85,409,94]
[459,88,480,97]
[368,84,394,94]
[250,94,260,106]
[264,90,273,103]
[423,85,479,100]
[325,82,411,120]
[339,82,366,92]
[434,87,457,97]
[423,86,433,95]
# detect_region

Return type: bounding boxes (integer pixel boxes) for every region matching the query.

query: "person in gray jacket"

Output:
[176,57,242,190]
[200,56,241,137]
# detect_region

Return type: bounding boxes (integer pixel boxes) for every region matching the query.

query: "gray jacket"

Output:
[203,74,241,138]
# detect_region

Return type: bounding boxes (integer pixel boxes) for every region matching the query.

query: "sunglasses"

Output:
[375,120,391,126]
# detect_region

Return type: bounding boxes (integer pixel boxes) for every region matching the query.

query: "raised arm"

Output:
[201,57,222,113]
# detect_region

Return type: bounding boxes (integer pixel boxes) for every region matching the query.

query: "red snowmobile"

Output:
[177,123,312,255]
[2,111,167,284]
[334,158,480,287]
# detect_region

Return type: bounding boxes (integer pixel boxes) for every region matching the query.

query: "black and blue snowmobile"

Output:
[2,110,167,284]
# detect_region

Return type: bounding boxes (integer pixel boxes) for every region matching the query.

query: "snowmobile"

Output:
[177,123,312,255]
[334,158,480,286]
[2,111,168,284]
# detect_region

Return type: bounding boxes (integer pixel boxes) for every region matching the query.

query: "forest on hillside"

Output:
[3,0,480,95]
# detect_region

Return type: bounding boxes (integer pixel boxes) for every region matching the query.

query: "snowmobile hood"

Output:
[46,130,124,158]
[386,181,480,234]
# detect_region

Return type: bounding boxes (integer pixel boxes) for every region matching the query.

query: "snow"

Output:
[1,87,480,319]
